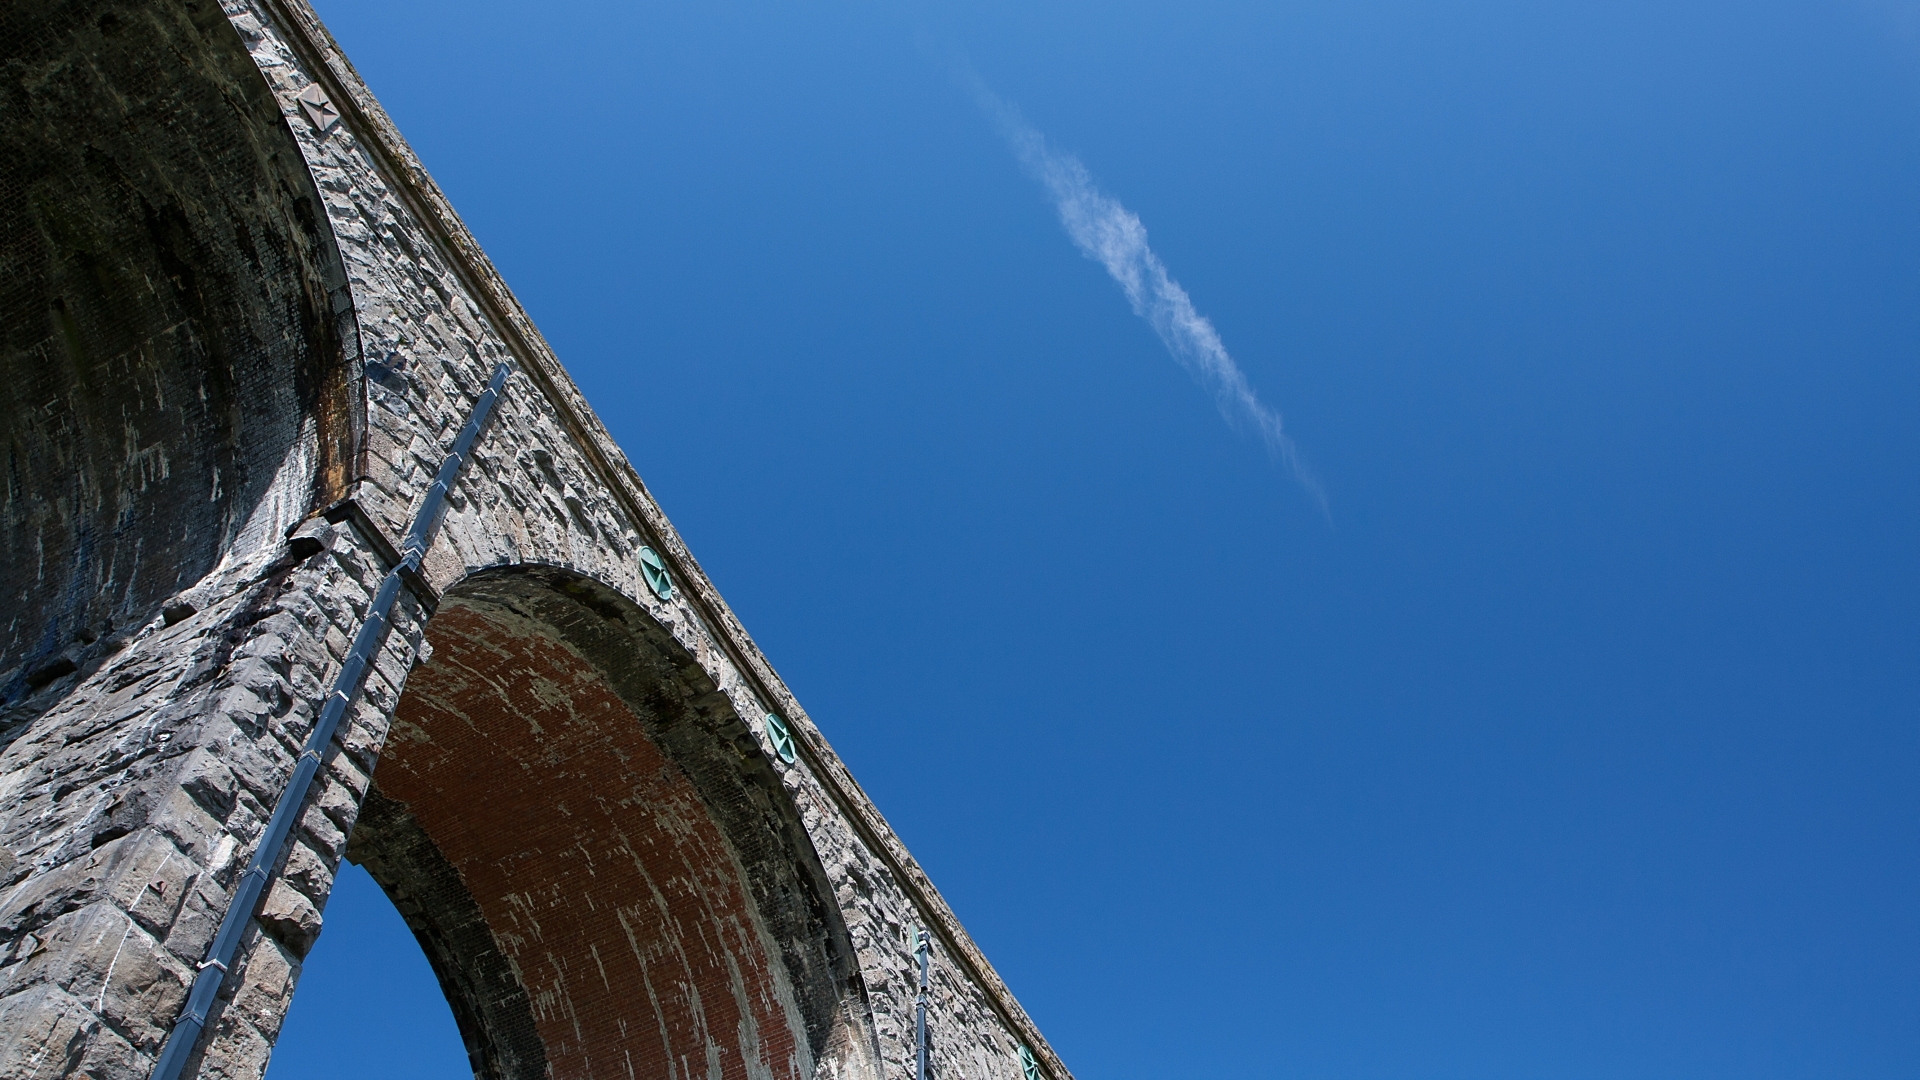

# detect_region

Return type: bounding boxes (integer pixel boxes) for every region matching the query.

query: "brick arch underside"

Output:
[346,570,863,1080]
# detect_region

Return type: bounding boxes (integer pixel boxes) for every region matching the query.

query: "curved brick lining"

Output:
[0,0,360,741]
[371,597,803,1080]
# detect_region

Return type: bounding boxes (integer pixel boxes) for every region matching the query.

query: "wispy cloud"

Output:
[968,80,1327,514]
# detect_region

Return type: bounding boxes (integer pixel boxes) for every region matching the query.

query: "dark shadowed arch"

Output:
[347,565,872,1080]
[0,0,361,731]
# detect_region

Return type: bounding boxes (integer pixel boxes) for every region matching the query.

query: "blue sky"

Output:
[269,1,1919,1077]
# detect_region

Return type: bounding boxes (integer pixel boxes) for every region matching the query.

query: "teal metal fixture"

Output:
[639,545,673,600]
[764,712,797,764]
[1019,1045,1040,1080]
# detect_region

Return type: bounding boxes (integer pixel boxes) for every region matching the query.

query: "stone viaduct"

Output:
[0,3,1075,1079]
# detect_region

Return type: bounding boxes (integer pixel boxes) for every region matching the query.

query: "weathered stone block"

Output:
[295,806,346,867]
[146,789,230,871]
[0,902,188,1052]
[0,984,100,1079]
[193,1011,274,1080]
[254,883,320,961]
[174,750,239,821]
[274,843,331,908]
[162,877,230,967]
[0,831,185,944]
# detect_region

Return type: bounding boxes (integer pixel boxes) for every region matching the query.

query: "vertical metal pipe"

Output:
[149,362,511,1080]
[915,926,931,1080]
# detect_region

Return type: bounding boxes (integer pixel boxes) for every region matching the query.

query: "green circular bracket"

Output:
[1018,1046,1040,1080]
[638,545,674,600]
[764,712,797,765]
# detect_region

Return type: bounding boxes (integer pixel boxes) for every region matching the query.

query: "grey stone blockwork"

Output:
[0,3,1074,1079]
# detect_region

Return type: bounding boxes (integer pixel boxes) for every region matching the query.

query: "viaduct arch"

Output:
[0,4,1072,1080]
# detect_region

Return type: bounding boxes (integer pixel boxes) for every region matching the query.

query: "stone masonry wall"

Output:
[0,2,1077,1078]
[0,505,429,1076]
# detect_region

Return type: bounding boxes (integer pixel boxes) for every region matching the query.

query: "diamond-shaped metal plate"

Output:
[639,545,674,600]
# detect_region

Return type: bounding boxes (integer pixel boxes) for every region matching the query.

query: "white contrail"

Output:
[973,84,1327,513]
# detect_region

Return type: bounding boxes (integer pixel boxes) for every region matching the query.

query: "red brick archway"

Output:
[355,575,838,1080]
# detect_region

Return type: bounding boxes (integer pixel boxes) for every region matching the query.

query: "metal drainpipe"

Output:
[915,926,931,1080]
[149,361,512,1080]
